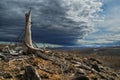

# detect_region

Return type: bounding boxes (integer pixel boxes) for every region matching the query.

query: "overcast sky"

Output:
[0,0,120,47]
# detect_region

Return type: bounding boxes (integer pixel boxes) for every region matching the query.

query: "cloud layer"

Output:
[0,0,103,45]
[77,0,120,47]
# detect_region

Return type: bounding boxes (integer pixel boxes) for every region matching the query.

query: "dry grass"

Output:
[66,49,120,71]
[89,54,120,71]
[0,46,120,80]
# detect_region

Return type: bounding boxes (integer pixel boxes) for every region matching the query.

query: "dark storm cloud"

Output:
[0,0,102,45]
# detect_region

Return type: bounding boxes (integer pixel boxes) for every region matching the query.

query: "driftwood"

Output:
[38,65,54,74]
[0,54,8,61]
[71,60,110,80]
[24,42,50,60]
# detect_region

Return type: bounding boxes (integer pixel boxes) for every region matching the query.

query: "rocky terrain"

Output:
[0,44,120,80]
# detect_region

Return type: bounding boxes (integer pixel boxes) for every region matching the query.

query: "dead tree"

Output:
[24,8,33,48]
[23,8,50,60]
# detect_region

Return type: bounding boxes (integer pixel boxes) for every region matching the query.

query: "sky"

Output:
[0,0,120,47]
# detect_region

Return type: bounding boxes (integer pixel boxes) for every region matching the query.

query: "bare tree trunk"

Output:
[23,8,50,60]
[24,8,33,48]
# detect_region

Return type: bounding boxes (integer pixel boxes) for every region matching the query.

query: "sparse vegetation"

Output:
[0,46,120,80]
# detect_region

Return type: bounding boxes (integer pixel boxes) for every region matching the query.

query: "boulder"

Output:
[73,75,89,80]
[2,72,12,79]
[91,63,101,72]
[23,66,41,80]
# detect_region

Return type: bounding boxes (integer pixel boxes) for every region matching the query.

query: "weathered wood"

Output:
[23,9,42,51]
[23,9,52,60]
[71,60,110,80]
[24,8,33,48]
[38,65,54,74]
[0,54,8,61]
[24,42,50,60]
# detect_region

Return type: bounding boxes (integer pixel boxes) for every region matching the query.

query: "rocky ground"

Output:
[0,45,120,80]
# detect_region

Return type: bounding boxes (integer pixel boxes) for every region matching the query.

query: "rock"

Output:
[73,75,89,80]
[3,72,12,79]
[0,54,8,61]
[63,65,75,73]
[91,63,101,72]
[72,70,89,80]
[118,71,120,75]
[15,74,23,80]
[98,65,105,71]
[91,77,98,80]
[9,50,19,56]
[112,72,118,77]
[76,69,86,75]
[23,66,41,80]
[89,58,102,64]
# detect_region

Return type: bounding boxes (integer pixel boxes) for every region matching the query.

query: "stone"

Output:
[72,70,89,80]
[89,58,102,64]
[91,63,101,72]
[23,66,41,80]
[0,54,8,61]
[3,73,12,79]
[76,69,86,75]
[92,77,98,80]
[15,74,23,80]
[73,75,89,80]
